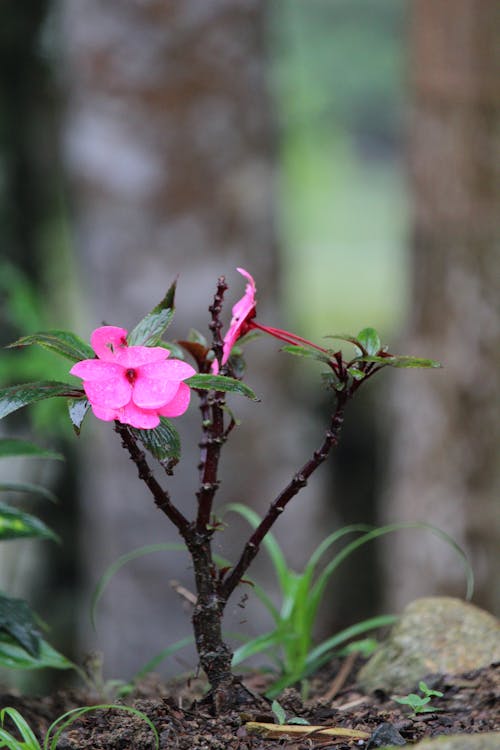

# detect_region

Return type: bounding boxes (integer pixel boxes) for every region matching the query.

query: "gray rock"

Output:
[358,597,500,694]
[379,733,500,750]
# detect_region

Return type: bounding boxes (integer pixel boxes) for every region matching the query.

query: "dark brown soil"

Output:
[1,661,498,749]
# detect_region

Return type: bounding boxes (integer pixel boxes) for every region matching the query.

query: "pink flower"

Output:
[218,268,329,367]
[221,268,256,365]
[70,326,196,429]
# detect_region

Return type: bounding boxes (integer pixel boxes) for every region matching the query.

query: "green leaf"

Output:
[0,633,74,671]
[346,367,366,381]
[354,355,441,368]
[0,482,58,503]
[187,328,208,347]
[0,439,63,461]
[0,707,41,748]
[0,382,84,420]
[271,700,286,725]
[7,330,95,362]
[0,594,41,657]
[129,417,181,464]
[281,345,332,364]
[186,374,257,400]
[127,280,176,346]
[0,504,58,542]
[305,615,398,668]
[161,341,186,360]
[357,328,381,355]
[67,398,91,435]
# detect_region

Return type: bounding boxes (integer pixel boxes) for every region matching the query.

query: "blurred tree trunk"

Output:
[61,0,319,679]
[382,0,499,615]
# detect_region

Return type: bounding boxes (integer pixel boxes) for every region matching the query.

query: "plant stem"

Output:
[220,391,349,601]
[196,277,228,532]
[185,531,234,701]
[115,423,190,536]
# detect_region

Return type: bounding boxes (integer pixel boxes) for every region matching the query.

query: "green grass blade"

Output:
[306,524,372,572]
[90,543,187,629]
[250,581,281,622]
[305,614,397,667]
[44,704,159,750]
[127,636,194,687]
[0,729,28,750]
[224,504,289,592]
[1,707,41,748]
[232,630,283,667]
[309,521,474,615]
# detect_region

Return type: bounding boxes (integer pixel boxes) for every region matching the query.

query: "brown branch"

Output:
[220,392,349,602]
[115,423,190,537]
[196,276,229,532]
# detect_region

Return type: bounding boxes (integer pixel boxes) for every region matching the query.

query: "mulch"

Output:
[1,660,498,749]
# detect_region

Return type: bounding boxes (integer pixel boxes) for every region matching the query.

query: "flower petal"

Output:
[132,374,179,409]
[221,268,257,364]
[132,360,196,409]
[91,404,120,422]
[117,402,160,429]
[114,346,168,368]
[158,382,191,417]
[91,326,129,360]
[83,376,132,409]
[70,360,123,381]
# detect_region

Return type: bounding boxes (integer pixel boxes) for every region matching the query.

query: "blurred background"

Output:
[1,0,498,691]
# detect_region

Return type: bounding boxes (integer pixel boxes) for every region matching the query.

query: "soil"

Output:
[1,660,498,749]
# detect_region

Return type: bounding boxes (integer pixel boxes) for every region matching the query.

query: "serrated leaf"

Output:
[385,355,441,369]
[357,327,381,356]
[0,632,73,670]
[0,482,58,503]
[68,398,91,435]
[0,382,84,420]
[127,280,176,346]
[0,593,41,657]
[7,330,95,362]
[0,438,63,461]
[130,418,181,464]
[0,504,58,542]
[281,345,332,364]
[186,374,257,400]
[355,355,441,369]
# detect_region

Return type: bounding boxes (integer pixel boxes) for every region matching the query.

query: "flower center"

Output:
[125,368,137,384]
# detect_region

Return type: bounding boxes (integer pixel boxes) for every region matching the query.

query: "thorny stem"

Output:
[196,277,228,532]
[114,423,190,537]
[220,389,349,602]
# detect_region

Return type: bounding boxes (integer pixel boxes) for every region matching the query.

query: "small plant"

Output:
[271,699,310,726]
[227,505,472,698]
[393,681,444,715]
[0,704,159,750]
[0,267,447,710]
